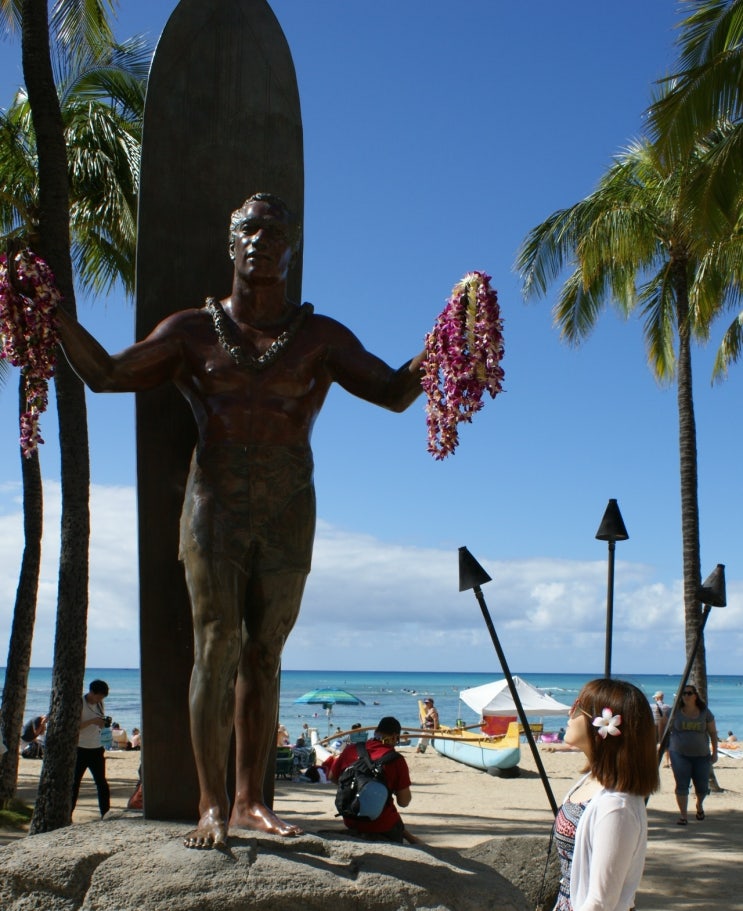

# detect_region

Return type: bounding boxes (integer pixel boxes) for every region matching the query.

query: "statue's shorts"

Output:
[179,443,316,576]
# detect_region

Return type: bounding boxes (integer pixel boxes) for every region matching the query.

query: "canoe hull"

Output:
[432,733,520,771]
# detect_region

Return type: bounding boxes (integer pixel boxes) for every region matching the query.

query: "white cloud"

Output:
[0,486,740,674]
[290,524,742,675]
[0,482,139,666]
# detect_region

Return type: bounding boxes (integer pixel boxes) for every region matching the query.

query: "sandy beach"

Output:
[4,744,742,910]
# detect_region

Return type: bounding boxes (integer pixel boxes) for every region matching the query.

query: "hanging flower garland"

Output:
[421,271,505,459]
[0,249,61,458]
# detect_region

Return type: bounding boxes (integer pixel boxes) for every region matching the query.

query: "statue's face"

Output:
[231,200,294,284]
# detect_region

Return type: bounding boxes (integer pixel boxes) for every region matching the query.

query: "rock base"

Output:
[0,814,531,911]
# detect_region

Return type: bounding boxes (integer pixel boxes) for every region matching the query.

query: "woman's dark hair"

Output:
[577,678,659,796]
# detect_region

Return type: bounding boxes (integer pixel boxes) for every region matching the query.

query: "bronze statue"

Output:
[56,193,424,847]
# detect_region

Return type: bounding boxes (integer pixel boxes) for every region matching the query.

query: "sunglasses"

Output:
[570,699,592,720]
[682,690,696,696]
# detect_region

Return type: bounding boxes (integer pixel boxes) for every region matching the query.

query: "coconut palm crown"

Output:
[0,12,148,295]
[649,0,743,378]
[515,132,741,702]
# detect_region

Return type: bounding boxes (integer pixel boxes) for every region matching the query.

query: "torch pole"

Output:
[473,585,559,816]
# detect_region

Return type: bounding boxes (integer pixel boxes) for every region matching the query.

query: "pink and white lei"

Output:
[0,249,61,457]
[421,271,504,459]
[592,707,622,738]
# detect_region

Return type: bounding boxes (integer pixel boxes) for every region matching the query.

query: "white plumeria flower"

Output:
[592,707,622,738]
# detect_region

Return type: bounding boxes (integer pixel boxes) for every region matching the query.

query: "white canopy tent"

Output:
[460,675,572,717]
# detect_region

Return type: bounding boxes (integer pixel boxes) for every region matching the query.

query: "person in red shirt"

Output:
[329,716,412,843]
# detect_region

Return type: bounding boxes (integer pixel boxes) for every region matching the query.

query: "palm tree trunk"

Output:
[0,379,43,803]
[20,0,92,834]
[674,270,707,703]
[676,295,720,793]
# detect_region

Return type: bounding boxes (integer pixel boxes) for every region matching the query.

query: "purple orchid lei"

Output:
[421,271,505,459]
[0,249,61,457]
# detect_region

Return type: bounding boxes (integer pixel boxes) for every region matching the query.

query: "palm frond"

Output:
[552,268,619,344]
[691,234,743,333]
[675,0,743,71]
[686,121,743,236]
[0,97,39,239]
[515,120,743,386]
[50,0,117,65]
[516,205,584,300]
[58,34,150,114]
[0,0,22,33]
[579,204,662,286]
[0,6,148,297]
[638,267,678,382]
[650,0,743,155]
[712,310,743,379]
[65,64,146,119]
[65,99,139,294]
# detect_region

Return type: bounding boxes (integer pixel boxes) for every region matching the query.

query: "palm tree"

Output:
[0,378,43,806]
[1,75,144,293]
[515,134,741,705]
[0,0,146,829]
[649,0,743,378]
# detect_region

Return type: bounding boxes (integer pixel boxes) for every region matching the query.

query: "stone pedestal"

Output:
[0,816,532,911]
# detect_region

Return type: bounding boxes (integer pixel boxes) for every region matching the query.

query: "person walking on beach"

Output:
[652,690,671,768]
[54,193,424,848]
[551,678,658,911]
[416,697,439,753]
[329,716,413,844]
[668,683,718,825]
[71,679,111,818]
[651,691,671,742]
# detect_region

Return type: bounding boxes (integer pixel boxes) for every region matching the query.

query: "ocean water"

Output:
[3,668,742,744]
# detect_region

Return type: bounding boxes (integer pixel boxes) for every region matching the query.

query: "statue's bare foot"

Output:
[230,800,303,837]
[183,807,228,849]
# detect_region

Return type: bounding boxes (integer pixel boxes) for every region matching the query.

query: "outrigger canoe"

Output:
[432,721,521,772]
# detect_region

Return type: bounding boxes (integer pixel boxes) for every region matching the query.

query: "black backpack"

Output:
[334,742,398,820]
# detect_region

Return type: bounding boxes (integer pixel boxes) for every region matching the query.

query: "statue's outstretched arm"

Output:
[57,308,183,394]
[323,317,424,413]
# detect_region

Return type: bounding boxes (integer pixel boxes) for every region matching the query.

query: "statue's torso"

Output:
[169,307,335,449]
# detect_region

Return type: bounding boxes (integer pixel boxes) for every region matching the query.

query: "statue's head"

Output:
[228,192,302,260]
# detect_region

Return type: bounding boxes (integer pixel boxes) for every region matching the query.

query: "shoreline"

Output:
[3,745,742,909]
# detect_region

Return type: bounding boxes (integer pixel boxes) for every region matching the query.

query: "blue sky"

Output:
[0,1,740,674]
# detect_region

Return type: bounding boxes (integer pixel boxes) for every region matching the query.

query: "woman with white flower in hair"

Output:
[552,679,659,911]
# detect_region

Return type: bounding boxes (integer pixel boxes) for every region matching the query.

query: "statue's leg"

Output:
[230,570,307,837]
[181,547,244,848]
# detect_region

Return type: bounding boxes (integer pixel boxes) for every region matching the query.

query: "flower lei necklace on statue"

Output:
[205,296,313,370]
[0,249,61,457]
[421,271,504,459]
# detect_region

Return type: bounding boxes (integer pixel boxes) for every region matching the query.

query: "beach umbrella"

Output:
[295,689,366,733]
[460,676,571,717]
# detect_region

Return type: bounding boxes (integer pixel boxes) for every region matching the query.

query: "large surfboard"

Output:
[135,0,303,821]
